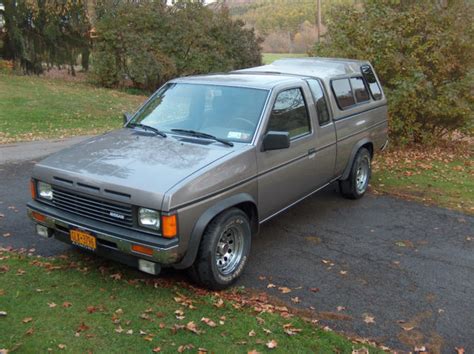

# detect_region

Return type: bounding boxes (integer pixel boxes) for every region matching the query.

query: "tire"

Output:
[339,147,371,199]
[188,208,251,290]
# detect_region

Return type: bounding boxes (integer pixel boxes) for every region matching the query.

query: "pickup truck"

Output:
[27,58,388,289]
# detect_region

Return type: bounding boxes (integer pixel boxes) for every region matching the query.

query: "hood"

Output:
[33,129,235,209]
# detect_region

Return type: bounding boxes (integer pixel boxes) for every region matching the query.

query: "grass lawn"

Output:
[0,250,381,353]
[371,147,474,215]
[262,53,307,65]
[0,73,145,144]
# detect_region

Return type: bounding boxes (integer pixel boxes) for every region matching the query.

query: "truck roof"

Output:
[172,73,302,90]
[173,57,371,90]
[235,57,371,81]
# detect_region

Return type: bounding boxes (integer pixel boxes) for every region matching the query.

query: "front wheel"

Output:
[189,208,251,290]
[339,147,371,199]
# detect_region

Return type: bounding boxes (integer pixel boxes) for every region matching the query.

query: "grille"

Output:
[51,186,133,227]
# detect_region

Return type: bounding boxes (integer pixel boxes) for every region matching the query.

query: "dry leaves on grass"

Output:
[22,317,33,323]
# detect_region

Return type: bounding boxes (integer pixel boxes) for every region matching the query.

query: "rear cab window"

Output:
[267,88,311,139]
[331,76,371,110]
[361,64,383,100]
[332,79,355,109]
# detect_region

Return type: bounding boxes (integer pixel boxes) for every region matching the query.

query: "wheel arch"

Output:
[173,193,258,269]
[341,139,374,181]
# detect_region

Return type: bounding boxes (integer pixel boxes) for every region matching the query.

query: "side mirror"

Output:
[123,112,132,125]
[262,131,290,151]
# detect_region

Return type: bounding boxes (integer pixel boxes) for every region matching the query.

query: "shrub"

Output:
[310,0,474,144]
[91,2,262,92]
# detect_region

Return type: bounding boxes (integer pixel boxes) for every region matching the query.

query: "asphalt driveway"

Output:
[0,138,473,353]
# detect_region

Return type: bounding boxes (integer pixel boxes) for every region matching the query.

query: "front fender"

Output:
[173,193,257,269]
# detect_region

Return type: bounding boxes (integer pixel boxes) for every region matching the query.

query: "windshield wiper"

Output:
[128,122,167,138]
[171,129,234,147]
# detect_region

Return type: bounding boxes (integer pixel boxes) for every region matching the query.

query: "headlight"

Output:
[37,181,53,200]
[138,208,160,230]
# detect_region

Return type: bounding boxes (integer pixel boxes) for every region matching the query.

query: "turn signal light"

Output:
[30,179,36,199]
[131,244,154,256]
[32,211,46,222]
[161,214,177,238]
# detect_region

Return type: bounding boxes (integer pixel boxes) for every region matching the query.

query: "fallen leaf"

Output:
[22,317,33,323]
[256,317,265,325]
[0,311,7,317]
[278,286,291,294]
[110,273,122,280]
[352,348,369,354]
[186,321,201,334]
[87,306,97,314]
[197,349,208,354]
[266,339,278,349]
[63,302,72,308]
[455,347,465,354]
[2,233,10,238]
[363,314,375,324]
[414,345,426,352]
[309,287,319,293]
[47,302,57,308]
[248,330,256,337]
[336,306,346,312]
[177,344,194,352]
[201,317,216,327]
[25,327,34,336]
[213,298,224,308]
[400,323,414,331]
[76,322,90,333]
[58,344,66,350]
[290,297,300,303]
[115,325,124,333]
[267,283,276,288]
[247,350,260,354]
[340,270,348,275]
[263,328,272,334]
[152,347,161,352]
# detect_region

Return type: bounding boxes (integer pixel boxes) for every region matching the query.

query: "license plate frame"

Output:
[70,229,97,251]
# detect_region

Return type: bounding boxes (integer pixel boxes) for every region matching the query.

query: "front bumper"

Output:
[27,200,180,266]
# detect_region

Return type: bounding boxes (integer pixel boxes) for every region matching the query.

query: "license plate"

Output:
[70,229,97,251]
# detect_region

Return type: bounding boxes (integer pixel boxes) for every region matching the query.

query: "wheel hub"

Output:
[215,226,244,275]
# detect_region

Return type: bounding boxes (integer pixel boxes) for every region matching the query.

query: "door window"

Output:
[306,79,331,125]
[267,88,311,139]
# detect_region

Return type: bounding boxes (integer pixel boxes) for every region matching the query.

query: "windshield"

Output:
[130,83,269,143]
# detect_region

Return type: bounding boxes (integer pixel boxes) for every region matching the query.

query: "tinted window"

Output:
[350,77,370,103]
[267,88,310,138]
[306,79,331,125]
[361,65,382,100]
[332,79,355,109]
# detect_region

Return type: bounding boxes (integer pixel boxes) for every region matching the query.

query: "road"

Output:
[1,138,473,353]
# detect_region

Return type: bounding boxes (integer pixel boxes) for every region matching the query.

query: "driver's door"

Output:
[257,86,318,221]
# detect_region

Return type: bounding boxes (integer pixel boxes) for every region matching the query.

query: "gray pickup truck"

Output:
[27,58,388,289]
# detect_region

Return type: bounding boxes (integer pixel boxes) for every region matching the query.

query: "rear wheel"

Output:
[339,147,371,199]
[189,208,251,290]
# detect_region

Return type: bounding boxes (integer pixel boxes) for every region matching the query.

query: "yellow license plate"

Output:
[70,229,97,251]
